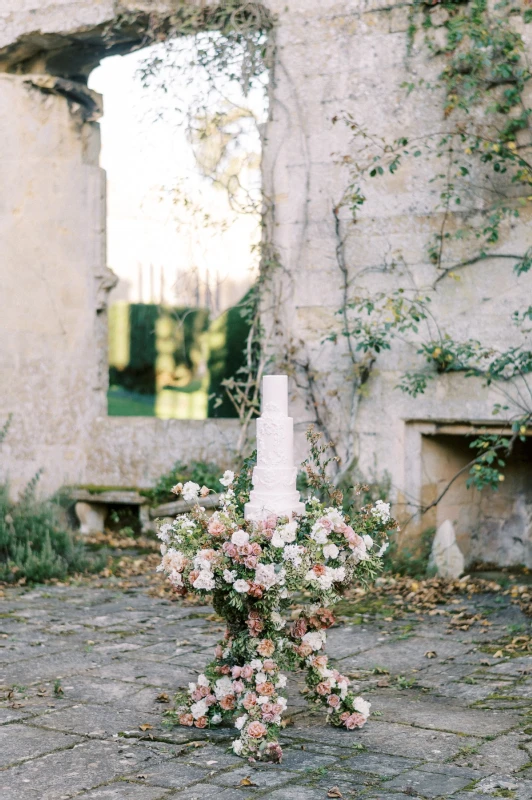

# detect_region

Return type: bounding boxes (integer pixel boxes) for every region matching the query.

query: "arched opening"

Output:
[87,19,269,419]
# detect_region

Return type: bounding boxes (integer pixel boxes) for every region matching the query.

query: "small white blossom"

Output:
[211,713,222,724]
[223,569,237,583]
[255,672,267,684]
[363,535,373,549]
[323,543,339,560]
[192,570,215,591]
[235,714,248,730]
[182,481,200,502]
[231,529,249,546]
[283,544,304,567]
[220,470,235,487]
[250,659,262,671]
[372,499,391,523]
[271,611,286,629]
[310,522,328,544]
[214,677,233,699]
[302,630,326,651]
[255,563,277,590]
[353,696,371,718]
[197,674,209,687]
[190,699,208,719]
[271,531,286,548]
[377,541,389,557]
[275,674,287,688]
[233,579,250,594]
[232,739,243,754]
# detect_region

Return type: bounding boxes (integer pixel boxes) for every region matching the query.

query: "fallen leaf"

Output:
[424,651,437,659]
[156,692,169,703]
[136,774,147,780]
[327,788,344,798]
[10,702,24,708]
[238,776,257,787]
[493,650,504,658]
[139,723,154,731]
[206,760,218,765]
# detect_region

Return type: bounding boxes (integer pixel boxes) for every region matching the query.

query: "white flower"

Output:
[275,674,287,688]
[235,714,248,730]
[188,682,197,693]
[255,563,277,590]
[157,523,172,542]
[168,570,183,587]
[211,713,222,724]
[331,566,346,582]
[271,531,286,548]
[372,499,391,523]
[182,481,200,502]
[377,541,389,557]
[353,696,371,718]
[351,540,368,564]
[160,544,167,556]
[283,544,304,567]
[324,508,345,529]
[231,529,249,547]
[192,570,215,591]
[214,677,233,699]
[194,549,214,570]
[190,699,208,719]
[302,630,326,651]
[220,470,235,487]
[223,569,237,583]
[257,695,269,705]
[278,521,297,543]
[271,611,286,630]
[250,659,262,671]
[310,522,328,544]
[255,672,267,684]
[363,535,374,549]
[323,543,339,560]
[232,739,243,754]
[277,696,287,711]
[233,579,250,594]
[197,674,209,687]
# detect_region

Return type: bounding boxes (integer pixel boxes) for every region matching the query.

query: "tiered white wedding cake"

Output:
[244,375,305,521]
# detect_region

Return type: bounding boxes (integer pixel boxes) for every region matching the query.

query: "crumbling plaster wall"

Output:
[0,0,531,572]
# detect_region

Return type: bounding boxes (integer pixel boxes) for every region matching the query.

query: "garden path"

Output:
[0,580,531,800]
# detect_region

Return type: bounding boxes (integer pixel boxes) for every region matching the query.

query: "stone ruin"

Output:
[0,1,531,570]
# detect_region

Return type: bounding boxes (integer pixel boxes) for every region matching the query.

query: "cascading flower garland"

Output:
[157,456,395,762]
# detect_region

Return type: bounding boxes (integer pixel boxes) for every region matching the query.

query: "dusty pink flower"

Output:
[223,542,238,558]
[257,639,275,657]
[205,694,217,706]
[318,517,333,532]
[247,617,264,636]
[215,645,224,659]
[239,543,253,557]
[264,515,278,530]
[248,583,263,598]
[251,542,262,556]
[262,659,276,674]
[316,681,331,696]
[312,655,328,668]
[200,485,210,497]
[208,518,226,536]
[292,618,308,638]
[220,694,236,710]
[296,643,313,658]
[243,691,258,710]
[312,564,327,577]
[256,681,275,696]
[231,666,242,679]
[194,716,208,728]
[344,712,366,730]
[328,694,340,708]
[179,713,193,726]
[247,721,267,738]
[232,680,245,694]
[241,665,254,680]
[244,556,258,569]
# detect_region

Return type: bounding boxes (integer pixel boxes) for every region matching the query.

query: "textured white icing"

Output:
[244,375,305,521]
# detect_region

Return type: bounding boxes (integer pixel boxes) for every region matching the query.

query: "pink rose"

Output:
[251,542,262,556]
[231,666,242,679]
[292,618,308,638]
[179,713,193,726]
[215,645,224,659]
[243,691,258,710]
[194,716,208,728]
[264,515,278,530]
[344,712,366,730]
[318,517,333,532]
[256,681,275,696]
[232,680,244,694]
[257,639,275,657]
[244,556,258,569]
[247,721,267,738]
[205,694,217,706]
[208,519,225,536]
[316,681,331,696]
[241,665,253,680]
[312,655,328,668]
[220,694,235,710]
[328,694,340,708]
[239,543,253,556]
[262,659,276,674]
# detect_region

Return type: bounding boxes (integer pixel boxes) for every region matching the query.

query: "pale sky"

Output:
[88,44,263,311]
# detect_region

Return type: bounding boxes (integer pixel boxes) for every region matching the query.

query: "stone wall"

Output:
[0,1,530,565]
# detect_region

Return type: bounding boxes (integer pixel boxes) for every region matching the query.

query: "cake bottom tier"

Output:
[244,490,306,521]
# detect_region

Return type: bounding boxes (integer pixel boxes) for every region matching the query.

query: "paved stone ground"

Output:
[1,581,531,800]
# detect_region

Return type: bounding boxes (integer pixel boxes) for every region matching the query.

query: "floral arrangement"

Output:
[157,435,395,762]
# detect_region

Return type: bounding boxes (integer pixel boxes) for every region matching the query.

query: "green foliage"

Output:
[145,460,224,505]
[381,528,436,578]
[207,291,253,417]
[0,483,103,584]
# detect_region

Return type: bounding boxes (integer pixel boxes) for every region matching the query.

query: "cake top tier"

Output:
[261,375,289,417]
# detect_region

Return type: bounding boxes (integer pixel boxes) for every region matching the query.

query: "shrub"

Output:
[0,482,104,583]
[145,460,225,505]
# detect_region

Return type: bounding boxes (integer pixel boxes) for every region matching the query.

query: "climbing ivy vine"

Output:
[326,0,532,501]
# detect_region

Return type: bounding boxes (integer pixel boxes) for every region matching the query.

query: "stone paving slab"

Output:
[1,582,531,800]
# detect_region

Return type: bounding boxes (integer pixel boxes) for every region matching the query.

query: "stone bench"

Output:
[69,489,221,535]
